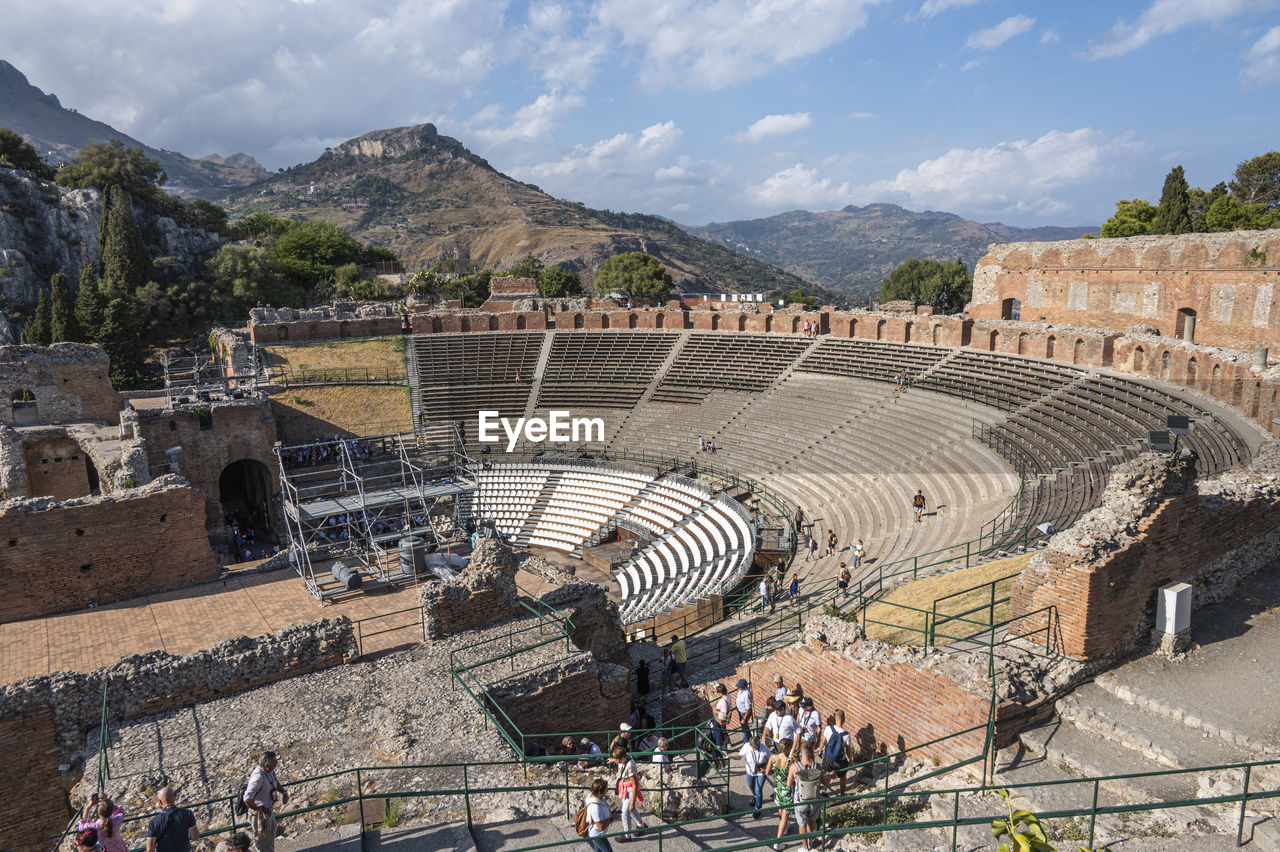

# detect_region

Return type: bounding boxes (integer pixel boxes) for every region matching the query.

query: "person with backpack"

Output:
[818,710,853,796]
[787,575,801,608]
[912,490,926,523]
[579,777,617,851]
[765,738,795,851]
[634,659,650,700]
[836,564,851,599]
[609,746,648,840]
[144,787,198,852]
[787,742,823,851]
[242,751,289,852]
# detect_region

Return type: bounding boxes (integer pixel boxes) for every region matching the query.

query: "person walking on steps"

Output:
[760,575,770,613]
[584,777,617,851]
[787,742,823,851]
[852,539,864,570]
[669,634,689,688]
[825,529,837,557]
[912,490,926,523]
[610,746,648,840]
[767,738,795,851]
[732,734,771,817]
[836,564,850,600]
[145,787,198,852]
[806,535,818,562]
[734,678,755,746]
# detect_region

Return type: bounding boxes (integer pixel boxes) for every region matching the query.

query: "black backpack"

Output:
[234,782,248,816]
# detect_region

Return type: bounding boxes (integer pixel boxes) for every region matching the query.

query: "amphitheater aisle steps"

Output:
[701,335,822,446]
[521,332,558,420]
[607,391,754,459]
[601,329,693,441]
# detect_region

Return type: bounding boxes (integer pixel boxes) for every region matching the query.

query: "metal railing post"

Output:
[1089,779,1099,849]
[464,763,473,827]
[1237,763,1252,846]
[355,768,363,827]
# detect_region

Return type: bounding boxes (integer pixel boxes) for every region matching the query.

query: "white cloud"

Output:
[1089,0,1280,60]
[1040,27,1060,45]
[0,0,509,169]
[965,15,1036,51]
[523,1,608,87]
[861,128,1147,217]
[1242,25,1280,85]
[961,58,985,71]
[744,164,853,209]
[733,112,813,143]
[846,111,878,120]
[469,91,585,149]
[594,0,886,91]
[911,0,983,20]
[516,121,683,181]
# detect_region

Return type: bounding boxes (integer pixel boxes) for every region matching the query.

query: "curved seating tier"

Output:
[473,463,756,623]
[536,331,679,409]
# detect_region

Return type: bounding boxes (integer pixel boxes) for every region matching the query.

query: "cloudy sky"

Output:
[3,0,1278,226]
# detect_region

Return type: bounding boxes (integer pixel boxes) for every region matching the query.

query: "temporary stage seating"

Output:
[473,462,756,623]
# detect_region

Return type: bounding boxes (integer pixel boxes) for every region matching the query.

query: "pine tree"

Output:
[99,185,152,296]
[20,289,52,345]
[1154,166,1193,235]
[75,265,106,341]
[48,273,79,342]
[97,297,147,388]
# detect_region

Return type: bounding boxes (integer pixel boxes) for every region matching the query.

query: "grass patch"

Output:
[271,384,412,442]
[824,798,925,842]
[265,337,405,374]
[851,552,1032,646]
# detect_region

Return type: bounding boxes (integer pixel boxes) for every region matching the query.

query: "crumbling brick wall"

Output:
[968,233,1280,352]
[20,433,95,499]
[1012,447,1280,661]
[0,476,218,622]
[418,538,522,638]
[487,655,631,751]
[0,617,356,852]
[0,343,124,426]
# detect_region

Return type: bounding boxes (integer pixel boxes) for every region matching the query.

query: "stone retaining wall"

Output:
[0,617,356,852]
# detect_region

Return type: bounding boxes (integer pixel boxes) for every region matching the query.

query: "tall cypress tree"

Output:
[49,273,79,342]
[1154,165,1193,235]
[97,297,146,388]
[75,265,106,341]
[20,289,52,345]
[99,185,152,296]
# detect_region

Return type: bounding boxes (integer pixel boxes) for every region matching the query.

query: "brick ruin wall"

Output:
[707,620,1012,767]
[486,655,632,752]
[0,617,356,852]
[19,432,95,499]
[136,401,280,529]
[0,343,124,426]
[1013,447,1280,662]
[418,560,523,639]
[968,232,1280,353]
[0,476,218,622]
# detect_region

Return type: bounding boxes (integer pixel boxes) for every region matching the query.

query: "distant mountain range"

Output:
[1,59,1094,299]
[0,60,268,198]
[685,205,1097,301]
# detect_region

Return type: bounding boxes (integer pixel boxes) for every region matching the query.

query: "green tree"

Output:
[75,266,106,341]
[536,265,581,297]
[234,211,293,241]
[1098,199,1158,238]
[49,273,79,342]
[593,252,673,300]
[183,198,230,233]
[1229,151,1280,211]
[56,138,165,200]
[503,253,544,279]
[20,288,52,345]
[204,244,297,313]
[1204,195,1280,231]
[1153,165,1192,234]
[443,268,491,307]
[780,288,821,310]
[269,219,365,284]
[99,186,153,296]
[0,128,55,178]
[1189,182,1228,232]
[879,257,972,313]
[97,296,148,388]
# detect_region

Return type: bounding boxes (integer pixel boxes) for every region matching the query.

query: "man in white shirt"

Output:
[242,751,289,852]
[763,700,796,749]
[773,674,787,705]
[733,678,754,746]
[733,735,771,816]
[795,697,822,748]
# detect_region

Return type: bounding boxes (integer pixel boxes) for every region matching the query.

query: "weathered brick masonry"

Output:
[0,476,217,623]
[0,343,123,426]
[0,618,356,852]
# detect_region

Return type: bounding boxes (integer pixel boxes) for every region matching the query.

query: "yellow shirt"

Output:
[672,640,687,663]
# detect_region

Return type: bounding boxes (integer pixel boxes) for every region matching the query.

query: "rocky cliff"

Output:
[0,167,223,324]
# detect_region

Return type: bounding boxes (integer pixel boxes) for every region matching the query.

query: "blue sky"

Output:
[2,0,1278,226]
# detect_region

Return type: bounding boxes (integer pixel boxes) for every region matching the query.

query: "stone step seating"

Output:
[609,393,754,458]
[535,331,679,409]
[651,332,813,402]
[411,332,542,421]
[920,350,1078,411]
[795,336,951,383]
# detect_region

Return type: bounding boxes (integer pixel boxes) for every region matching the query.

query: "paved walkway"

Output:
[0,563,556,683]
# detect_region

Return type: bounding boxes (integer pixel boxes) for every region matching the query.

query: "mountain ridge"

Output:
[0,60,268,198]
[684,202,1096,300]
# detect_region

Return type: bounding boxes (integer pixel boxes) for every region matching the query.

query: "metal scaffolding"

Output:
[276,424,477,600]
